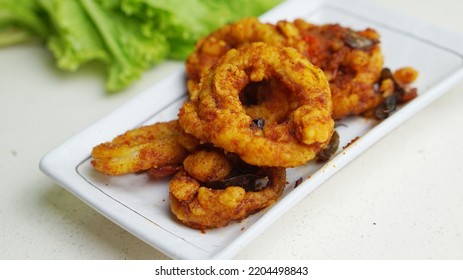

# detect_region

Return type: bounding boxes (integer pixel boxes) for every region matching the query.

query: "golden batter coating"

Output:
[170,158,286,230]
[183,149,233,182]
[91,120,199,176]
[294,19,385,119]
[185,17,306,94]
[179,42,334,167]
[186,17,397,119]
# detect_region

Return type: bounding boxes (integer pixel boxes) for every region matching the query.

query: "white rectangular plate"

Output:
[40,0,463,259]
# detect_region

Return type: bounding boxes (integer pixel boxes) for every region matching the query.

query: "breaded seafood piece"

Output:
[294,20,385,119]
[91,120,199,176]
[170,149,286,230]
[185,17,306,94]
[179,42,334,167]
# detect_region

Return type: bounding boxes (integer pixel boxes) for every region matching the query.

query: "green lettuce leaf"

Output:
[38,0,109,71]
[0,0,49,46]
[39,0,168,92]
[120,0,283,59]
[1,0,282,92]
[79,0,169,92]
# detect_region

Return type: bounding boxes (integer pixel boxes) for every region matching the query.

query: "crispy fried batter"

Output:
[186,17,306,94]
[294,20,385,119]
[186,17,394,119]
[170,149,286,230]
[393,67,419,85]
[183,149,233,182]
[91,120,199,176]
[179,42,334,167]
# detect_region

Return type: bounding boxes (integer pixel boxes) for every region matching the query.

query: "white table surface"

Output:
[1,0,463,260]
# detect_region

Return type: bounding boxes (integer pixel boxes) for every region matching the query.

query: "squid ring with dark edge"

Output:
[179,42,335,167]
[169,149,287,230]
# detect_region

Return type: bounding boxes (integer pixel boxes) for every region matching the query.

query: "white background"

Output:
[1,0,462,260]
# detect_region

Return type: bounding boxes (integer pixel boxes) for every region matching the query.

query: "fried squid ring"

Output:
[293,20,385,119]
[185,17,306,93]
[179,42,334,167]
[187,17,394,120]
[91,120,199,176]
[169,149,287,230]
